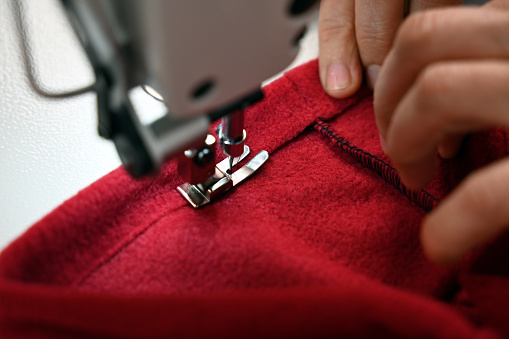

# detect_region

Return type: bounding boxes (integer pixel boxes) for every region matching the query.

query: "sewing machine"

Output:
[21,0,308,208]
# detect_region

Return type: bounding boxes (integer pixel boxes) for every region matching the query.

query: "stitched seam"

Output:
[73,204,187,287]
[284,76,373,122]
[314,119,439,212]
[72,90,376,286]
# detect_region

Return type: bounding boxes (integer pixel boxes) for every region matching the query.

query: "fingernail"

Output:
[379,132,387,153]
[327,63,351,91]
[367,64,381,89]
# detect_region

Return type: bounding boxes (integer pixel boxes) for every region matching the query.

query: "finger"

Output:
[374,7,509,139]
[438,134,466,159]
[318,0,363,98]
[386,61,509,190]
[421,158,509,265]
[355,0,406,88]
[410,0,463,12]
[482,0,509,10]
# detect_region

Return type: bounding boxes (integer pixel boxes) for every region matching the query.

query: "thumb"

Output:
[318,0,362,98]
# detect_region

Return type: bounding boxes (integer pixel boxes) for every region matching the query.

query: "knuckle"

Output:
[356,30,392,54]
[413,63,466,123]
[357,42,390,65]
[355,18,400,62]
[396,12,437,52]
[415,65,445,98]
[412,65,446,114]
[319,18,354,44]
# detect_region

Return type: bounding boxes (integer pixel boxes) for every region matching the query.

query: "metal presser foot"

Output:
[176,111,268,208]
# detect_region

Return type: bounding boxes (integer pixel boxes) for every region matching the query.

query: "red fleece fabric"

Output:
[1,60,508,338]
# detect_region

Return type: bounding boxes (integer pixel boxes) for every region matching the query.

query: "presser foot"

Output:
[177,145,269,208]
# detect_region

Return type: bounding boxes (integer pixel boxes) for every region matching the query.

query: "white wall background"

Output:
[0,0,120,250]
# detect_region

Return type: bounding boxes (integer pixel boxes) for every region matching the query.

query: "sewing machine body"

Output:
[30,0,317,206]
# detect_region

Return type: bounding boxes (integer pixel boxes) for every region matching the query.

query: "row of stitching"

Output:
[72,203,188,287]
[313,119,439,212]
[70,87,371,288]
[69,69,375,287]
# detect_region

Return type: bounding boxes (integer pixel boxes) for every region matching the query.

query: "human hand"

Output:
[373,0,509,264]
[318,0,462,98]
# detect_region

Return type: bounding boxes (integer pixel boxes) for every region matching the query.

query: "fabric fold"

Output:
[1,60,508,338]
